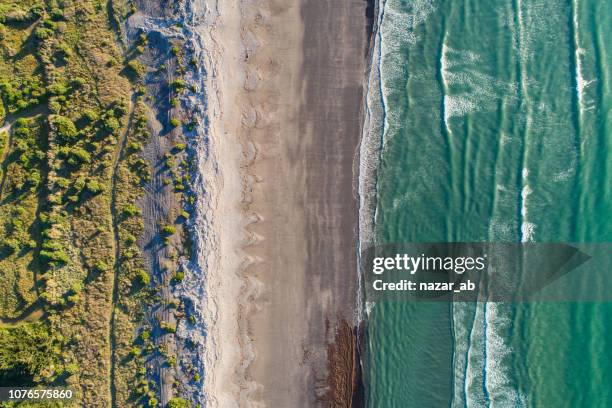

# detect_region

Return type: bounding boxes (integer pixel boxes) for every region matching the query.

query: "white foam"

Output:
[484,303,519,407]
[572,0,595,112]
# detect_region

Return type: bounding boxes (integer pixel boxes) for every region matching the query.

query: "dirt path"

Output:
[108,93,136,407]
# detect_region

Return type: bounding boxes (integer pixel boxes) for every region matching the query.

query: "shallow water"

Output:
[363,0,612,406]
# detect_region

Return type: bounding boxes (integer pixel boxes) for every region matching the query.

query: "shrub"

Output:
[50,115,78,142]
[126,60,145,78]
[0,324,54,380]
[81,109,99,123]
[69,148,91,164]
[35,27,54,40]
[139,329,151,342]
[167,397,189,408]
[50,8,64,20]
[161,225,176,236]
[64,363,79,375]
[173,143,186,152]
[49,100,61,113]
[40,249,69,264]
[93,261,110,273]
[172,271,184,283]
[123,204,141,217]
[85,180,103,194]
[160,321,176,334]
[113,103,128,118]
[2,238,21,254]
[47,82,68,95]
[169,118,180,128]
[70,282,83,294]
[171,79,186,90]
[135,269,150,285]
[103,116,120,133]
[124,233,136,245]
[127,141,142,152]
[71,77,86,88]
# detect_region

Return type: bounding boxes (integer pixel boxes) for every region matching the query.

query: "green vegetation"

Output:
[0,323,56,384]
[0,0,154,406]
[161,225,176,236]
[0,1,198,405]
[171,79,186,91]
[159,321,176,334]
[172,271,185,283]
[123,204,141,217]
[168,397,190,408]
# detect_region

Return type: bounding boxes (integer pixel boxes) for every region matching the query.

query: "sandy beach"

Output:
[201,0,370,406]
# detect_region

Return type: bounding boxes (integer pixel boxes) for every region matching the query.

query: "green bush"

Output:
[135,269,150,285]
[69,147,92,164]
[172,271,184,283]
[171,79,186,90]
[63,363,79,375]
[81,109,99,123]
[127,141,142,152]
[50,115,78,143]
[0,324,54,381]
[161,225,176,236]
[47,82,68,95]
[167,397,189,408]
[85,180,103,194]
[169,118,180,128]
[103,116,120,133]
[2,238,21,254]
[139,329,151,342]
[93,261,109,273]
[35,27,54,40]
[40,249,69,264]
[126,60,145,78]
[160,321,176,334]
[123,204,141,217]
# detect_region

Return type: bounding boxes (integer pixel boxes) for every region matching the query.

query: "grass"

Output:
[0,1,199,405]
[0,1,155,406]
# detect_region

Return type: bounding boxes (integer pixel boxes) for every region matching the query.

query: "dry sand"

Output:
[202,0,370,406]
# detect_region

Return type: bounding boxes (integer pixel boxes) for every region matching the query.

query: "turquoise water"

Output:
[363,0,611,406]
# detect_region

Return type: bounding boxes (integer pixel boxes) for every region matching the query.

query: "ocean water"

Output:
[362,0,611,406]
